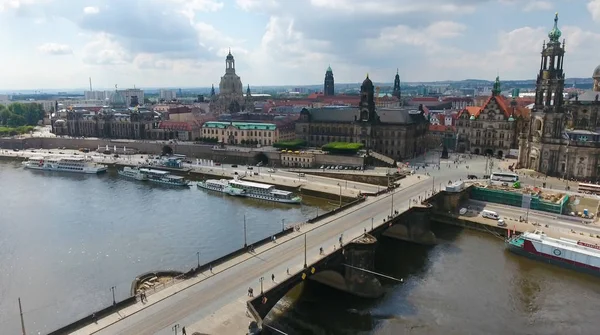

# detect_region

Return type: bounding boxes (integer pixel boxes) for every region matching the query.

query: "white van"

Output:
[482,210,499,220]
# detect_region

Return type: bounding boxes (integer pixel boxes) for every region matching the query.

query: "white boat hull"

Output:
[24,163,106,174]
[244,192,302,204]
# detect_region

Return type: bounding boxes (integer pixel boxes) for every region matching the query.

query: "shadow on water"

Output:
[262,222,466,335]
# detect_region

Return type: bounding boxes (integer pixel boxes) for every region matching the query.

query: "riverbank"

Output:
[0,148,379,201]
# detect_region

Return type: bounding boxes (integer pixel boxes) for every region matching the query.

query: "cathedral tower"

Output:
[521,13,569,174]
[359,74,376,122]
[392,69,401,100]
[324,65,335,96]
[532,12,567,139]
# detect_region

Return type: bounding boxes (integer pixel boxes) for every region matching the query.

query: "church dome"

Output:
[548,13,561,43]
[226,50,234,61]
[110,91,127,107]
[593,64,600,79]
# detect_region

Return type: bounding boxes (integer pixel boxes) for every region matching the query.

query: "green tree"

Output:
[0,107,10,125]
[7,113,26,127]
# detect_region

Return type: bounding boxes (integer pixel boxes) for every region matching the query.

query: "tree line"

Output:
[0,102,45,128]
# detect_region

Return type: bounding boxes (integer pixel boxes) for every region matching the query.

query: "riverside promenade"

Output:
[0,148,382,199]
[66,174,430,335]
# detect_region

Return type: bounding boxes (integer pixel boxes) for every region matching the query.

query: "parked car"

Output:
[247,166,253,170]
[231,164,238,168]
[268,169,276,173]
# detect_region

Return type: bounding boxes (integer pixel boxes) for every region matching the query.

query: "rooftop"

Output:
[202,121,277,130]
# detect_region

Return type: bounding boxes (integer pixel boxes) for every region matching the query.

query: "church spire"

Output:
[492,76,501,96]
[210,84,215,96]
[393,69,401,100]
[324,64,335,96]
[246,84,251,97]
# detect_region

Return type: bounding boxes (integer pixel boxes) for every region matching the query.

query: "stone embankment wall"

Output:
[0,137,281,166]
[299,170,406,186]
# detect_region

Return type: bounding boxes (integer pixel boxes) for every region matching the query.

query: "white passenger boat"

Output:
[138,168,190,187]
[23,156,107,174]
[196,179,246,196]
[227,179,302,204]
[118,166,148,181]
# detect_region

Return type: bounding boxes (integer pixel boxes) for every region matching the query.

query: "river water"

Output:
[269,224,600,334]
[2,161,600,335]
[0,161,328,334]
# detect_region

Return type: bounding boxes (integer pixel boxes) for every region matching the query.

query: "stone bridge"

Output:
[247,203,434,329]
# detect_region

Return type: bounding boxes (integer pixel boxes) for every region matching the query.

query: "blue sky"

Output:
[1,0,600,90]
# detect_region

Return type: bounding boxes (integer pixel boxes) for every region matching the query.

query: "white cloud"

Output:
[588,0,600,21]
[38,43,73,55]
[523,1,552,12]
[81,33,130,65]
[236,0,279,11]
[0,0,47,12]
[308,0,476,15]
[83,6,99,15]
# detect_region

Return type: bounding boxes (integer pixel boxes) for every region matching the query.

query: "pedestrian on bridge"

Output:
[182,326,187,335]
[271,274,275,282]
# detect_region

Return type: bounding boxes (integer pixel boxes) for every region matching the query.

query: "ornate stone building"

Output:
[295,75,429,161]
[455,77,529,157]
[324,66,334,96]
[518,13,600,180]
[211,50,244,114]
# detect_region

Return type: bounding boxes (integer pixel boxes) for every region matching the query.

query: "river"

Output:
[268,223,600,334]
[2,160,600,335]
[0,161,329,334]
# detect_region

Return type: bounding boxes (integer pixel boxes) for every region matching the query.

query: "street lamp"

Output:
[371,217,374,230]
[259,276,264,294]
[390,191,394,216]
[197,251,200,268]
[172,324,180,335]
[303,233,307,268]
[243,215,247,248]
[110,286,116,306]
[281,218,285,232]
[338,183,342,208]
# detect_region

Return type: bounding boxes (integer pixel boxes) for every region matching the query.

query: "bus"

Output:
[578,183,600,195]
[490,172,519,183]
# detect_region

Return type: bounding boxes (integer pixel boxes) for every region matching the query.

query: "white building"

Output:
[116,88,144,107]
[84,90,111,100]
[159,89,176,101]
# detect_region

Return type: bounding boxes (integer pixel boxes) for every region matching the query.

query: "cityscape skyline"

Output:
[1,0,600,90]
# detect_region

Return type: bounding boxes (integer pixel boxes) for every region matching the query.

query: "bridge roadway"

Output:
[70,174,440,335]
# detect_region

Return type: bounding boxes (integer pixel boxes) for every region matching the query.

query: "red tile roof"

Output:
[457,96,530,120]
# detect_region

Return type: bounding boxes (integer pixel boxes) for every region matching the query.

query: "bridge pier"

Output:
[343,234,383,298]
[382,204,436,245]
[310,234,383,298]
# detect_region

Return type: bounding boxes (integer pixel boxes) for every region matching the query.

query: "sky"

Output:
[1,0,600,90]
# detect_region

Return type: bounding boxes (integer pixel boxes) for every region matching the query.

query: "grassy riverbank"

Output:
[0,125,35,136]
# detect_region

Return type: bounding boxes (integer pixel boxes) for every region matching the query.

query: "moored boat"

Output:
[118,166,148,181]
[196,179,246,196]
[506,230,600,276]
[227,179,301,204]
[139,168,190,186]
[23,155,107,174]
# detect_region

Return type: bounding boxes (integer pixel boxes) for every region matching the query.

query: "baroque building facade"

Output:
[455,77,529,157]
[518,14,600,180]
[210,51,245,114]
[295,74,428,161]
